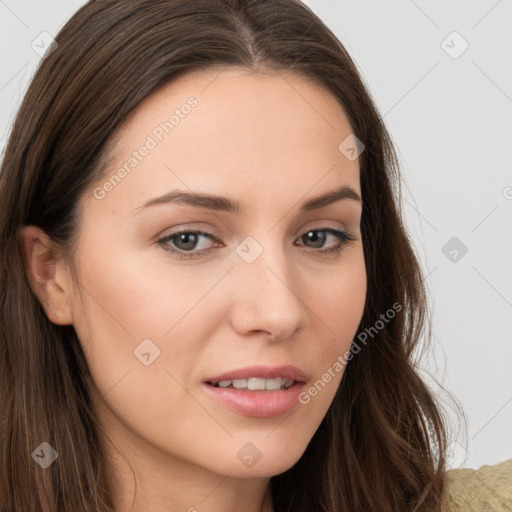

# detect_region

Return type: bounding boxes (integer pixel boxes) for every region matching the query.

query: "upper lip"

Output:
[204,364,307,384]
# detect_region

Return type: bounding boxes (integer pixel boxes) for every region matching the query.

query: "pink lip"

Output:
[201,381,306,418]
[203,364,307,384]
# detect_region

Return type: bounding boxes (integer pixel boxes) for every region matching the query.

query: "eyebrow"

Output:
[132,184,361,215]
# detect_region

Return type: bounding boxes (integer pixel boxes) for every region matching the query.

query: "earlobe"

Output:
[16,225,74,325]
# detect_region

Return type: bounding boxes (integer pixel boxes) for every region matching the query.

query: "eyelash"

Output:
[157,227,357,260]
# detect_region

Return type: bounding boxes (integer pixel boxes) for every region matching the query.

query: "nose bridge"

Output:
[230,234,307,339]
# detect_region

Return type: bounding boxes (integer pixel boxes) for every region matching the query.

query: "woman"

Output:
[1,0,510,511]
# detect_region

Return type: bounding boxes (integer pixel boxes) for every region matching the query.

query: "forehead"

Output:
[89,66,360,214]
[128,66,352,136]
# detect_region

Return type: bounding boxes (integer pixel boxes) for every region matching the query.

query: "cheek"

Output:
[293,252,366,415]
[72,234,224,338]
[69,246,231,463]
[312,250,367,346]
[69,238,227,398]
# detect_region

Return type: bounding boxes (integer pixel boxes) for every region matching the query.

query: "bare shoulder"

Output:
[444,458,512,511]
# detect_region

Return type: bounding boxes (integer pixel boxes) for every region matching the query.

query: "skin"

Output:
[19,67,366,512]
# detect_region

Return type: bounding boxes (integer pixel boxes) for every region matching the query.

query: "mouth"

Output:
[202,365,307,417]
[202,379,306,418]
[205,377,296,391]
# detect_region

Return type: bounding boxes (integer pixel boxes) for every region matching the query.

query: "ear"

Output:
[16,225,74,325]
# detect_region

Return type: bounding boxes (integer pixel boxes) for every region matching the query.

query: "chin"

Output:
[210,438,310,479]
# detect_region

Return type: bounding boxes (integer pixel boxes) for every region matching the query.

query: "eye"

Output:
[296,228,357,256]
[157,227,357,259]
[157,230,221,258]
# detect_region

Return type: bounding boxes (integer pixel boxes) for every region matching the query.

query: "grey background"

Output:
[1,0,511,469]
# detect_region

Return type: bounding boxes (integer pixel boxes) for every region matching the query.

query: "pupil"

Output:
[176,233,197,250]
[306,230,325,248]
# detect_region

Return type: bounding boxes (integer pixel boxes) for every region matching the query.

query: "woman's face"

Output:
[67,67,366,479]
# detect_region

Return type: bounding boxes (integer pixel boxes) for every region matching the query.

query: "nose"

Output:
[228,241,308,341]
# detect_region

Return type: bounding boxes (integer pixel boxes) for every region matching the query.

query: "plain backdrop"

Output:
[1,0,511,470]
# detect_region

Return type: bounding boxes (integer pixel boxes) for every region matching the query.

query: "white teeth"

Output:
[233,379,248,389]
[264,378,283,390]
[213,377,295,390]
[284,378,294,388]
[247,377,266,390]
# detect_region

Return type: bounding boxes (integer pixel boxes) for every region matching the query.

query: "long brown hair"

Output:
[0,0,462,510]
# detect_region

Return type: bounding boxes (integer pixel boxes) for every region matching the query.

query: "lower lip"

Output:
[201,382,305,418]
